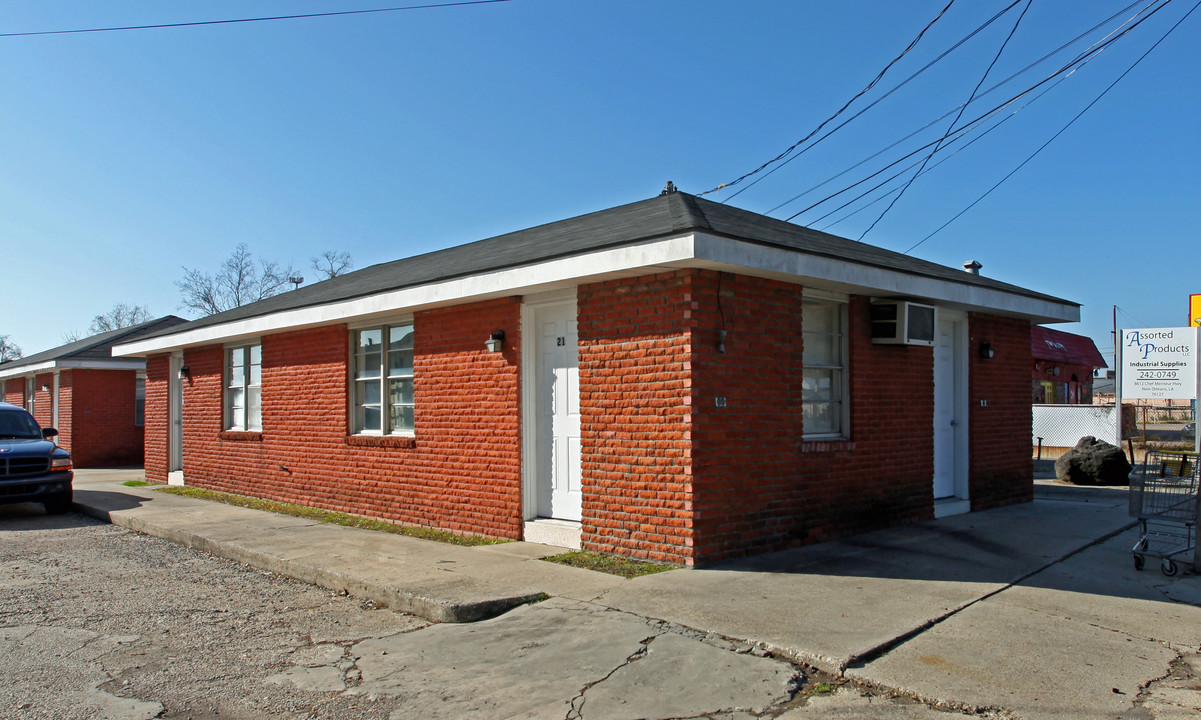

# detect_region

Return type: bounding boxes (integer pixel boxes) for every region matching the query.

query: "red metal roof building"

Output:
[1031,326,1107,404]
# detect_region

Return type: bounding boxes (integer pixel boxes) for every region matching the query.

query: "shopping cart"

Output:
[1129,450,1200,576]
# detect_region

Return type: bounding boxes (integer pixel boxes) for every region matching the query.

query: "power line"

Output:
[779,0,1170,223]
[768,0,1157,219]
[903,0,1199,254]
[0,0,515,38]
[697,0,964,198]
[857,0,1035,241]
[716,1,1027,203]
[815,70,1072,232]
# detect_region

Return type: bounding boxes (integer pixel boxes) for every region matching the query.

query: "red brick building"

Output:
[0,317,187,467]
[114,192,1078,565]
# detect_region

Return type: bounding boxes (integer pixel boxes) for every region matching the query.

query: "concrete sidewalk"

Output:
[71,469,1201,718]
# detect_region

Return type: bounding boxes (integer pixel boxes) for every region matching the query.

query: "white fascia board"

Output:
[112,234,701,357]
[0,361,56,381]
[111,230,1078,358]
[690,232,1080,323]
[0,358,145,381]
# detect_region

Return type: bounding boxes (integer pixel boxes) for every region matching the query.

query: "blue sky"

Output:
[3,0,1198,365]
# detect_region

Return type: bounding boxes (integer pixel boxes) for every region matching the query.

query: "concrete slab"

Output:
[64,469,1201,719]
[1005,528,1201,649]
[779,687,966,718]
[597,494,1135,673]
[348,597,800,720]
[849,598,1177,719]
[73,473,624,622]
[848,529,1201,719]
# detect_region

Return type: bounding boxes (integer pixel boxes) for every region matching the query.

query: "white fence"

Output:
[1032,404,1118,449]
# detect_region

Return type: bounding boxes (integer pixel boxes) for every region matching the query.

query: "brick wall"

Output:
[577,271,698,565]
[65,369,143,467]
[969,313,1034,509]
[136,276,1036,563]
[55,371,73,455]
[577,273,940,565]
[31,374,53,427]
[687,272,806,562]
[170,297,525,540]
[144,355,171,482]
[694,290,937,562]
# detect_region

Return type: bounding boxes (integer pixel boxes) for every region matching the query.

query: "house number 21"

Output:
[556,337,566,346]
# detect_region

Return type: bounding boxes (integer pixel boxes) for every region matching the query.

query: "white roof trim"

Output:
[690,233,1078,324]
[0,358,146,381]
[113,232,1077,357]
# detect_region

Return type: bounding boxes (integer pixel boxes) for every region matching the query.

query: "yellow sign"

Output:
[1192,294,1201,327]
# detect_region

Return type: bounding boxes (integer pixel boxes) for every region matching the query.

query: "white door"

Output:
[932,316,958,499]
[168,354,185,484]
[534,303,582,521]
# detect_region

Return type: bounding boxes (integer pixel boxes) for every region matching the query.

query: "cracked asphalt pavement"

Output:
[6,505,1201,719]
[2,510,812,719]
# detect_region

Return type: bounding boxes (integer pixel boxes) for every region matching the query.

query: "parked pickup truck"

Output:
[0,402,73,514]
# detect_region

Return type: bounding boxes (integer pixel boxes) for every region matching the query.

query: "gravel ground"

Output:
[0,509,427,720]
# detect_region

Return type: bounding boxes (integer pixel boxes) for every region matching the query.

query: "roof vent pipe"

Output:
[963,260,982,275]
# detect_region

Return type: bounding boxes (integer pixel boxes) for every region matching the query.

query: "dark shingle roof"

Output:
[129,192,1073,345]
[0,316,188,371]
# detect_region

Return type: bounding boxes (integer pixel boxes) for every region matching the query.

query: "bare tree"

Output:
[176,244,297,317]
[312,250,353,280]
[61,330,82,344]
[90,303,152,335]
[0,334,22,363]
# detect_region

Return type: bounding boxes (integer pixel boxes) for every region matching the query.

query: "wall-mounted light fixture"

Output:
[979,341,995,360]
[485,330,506,353]
[178,365,191,381]
[1051,366,1060,377]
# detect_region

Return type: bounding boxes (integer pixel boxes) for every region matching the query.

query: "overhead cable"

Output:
[768,0,1157,217]
[697,0,964,198]
[0,0,514,38]
[713,1,1029,203]
[815,70,1074,232]
[776,0,1169,221]
[857,0,1035,241]
[904,0,1200,253]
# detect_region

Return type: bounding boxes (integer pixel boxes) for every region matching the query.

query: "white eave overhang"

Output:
[112,231,1079,357]
[0,358,147,381]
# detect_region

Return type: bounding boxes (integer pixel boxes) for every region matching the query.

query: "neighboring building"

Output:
[0,317,188,467]
[113,191,1078,565]
[1030,326,1106,404]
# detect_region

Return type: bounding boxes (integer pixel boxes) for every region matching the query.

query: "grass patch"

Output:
[152,485,506,547]
[803,682,837,696]
[122,480,152,487]
[544,550,676,578]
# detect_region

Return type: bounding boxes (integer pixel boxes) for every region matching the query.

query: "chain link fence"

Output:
[1033,402,1196,464]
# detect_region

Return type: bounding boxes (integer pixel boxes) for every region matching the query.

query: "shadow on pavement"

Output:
[0,503,106,531]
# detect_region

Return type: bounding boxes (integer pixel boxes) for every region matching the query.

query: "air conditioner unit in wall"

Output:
[870,301,937,346]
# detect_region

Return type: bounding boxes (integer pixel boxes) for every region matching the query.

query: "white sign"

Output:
[1120,327,1197,399]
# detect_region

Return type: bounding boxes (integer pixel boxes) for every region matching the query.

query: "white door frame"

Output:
[520,288,580,522]
[168,352,185,485]
[934,309,970,517]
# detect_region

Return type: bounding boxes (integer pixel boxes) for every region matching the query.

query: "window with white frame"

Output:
[802,298,848,438]
[134,372,146,427]
[352,323,414,435]
[226,344,262,431]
